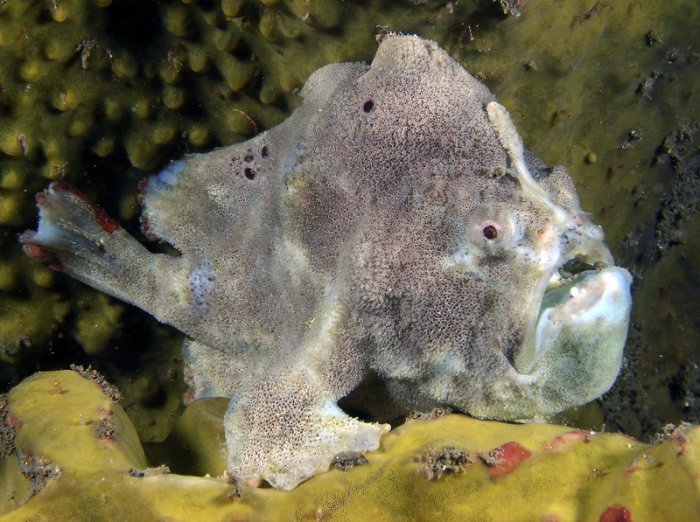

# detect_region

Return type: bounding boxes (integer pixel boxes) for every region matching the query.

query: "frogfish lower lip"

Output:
[516,266,633,376]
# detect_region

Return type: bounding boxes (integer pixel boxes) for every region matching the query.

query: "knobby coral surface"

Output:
[2,370,700,520]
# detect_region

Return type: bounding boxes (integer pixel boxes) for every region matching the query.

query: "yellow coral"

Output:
[2,371,700,521]
[0,295,69,365]
[73,293,124,356]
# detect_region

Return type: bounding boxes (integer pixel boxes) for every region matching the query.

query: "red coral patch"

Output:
[599,504,632,522]
[541,515,560,522]
[546,430,593,451]
[7,412,23,431]
[670,429,690,457]
[483,441,532,478]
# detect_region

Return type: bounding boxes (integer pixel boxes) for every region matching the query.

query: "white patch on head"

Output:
[155,159,186,187]
[384,358,420,380]
[514,240,562,273]
[443,244,475,270]
[301,282,341,359]
[188,258,215,317]
[319,399,345,418]
[279,237,311,284]
[426,348,466,377]
[281,143,306,196]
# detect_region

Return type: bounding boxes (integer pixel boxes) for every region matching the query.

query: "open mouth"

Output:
[514,251,632,376]
[539,255,605,317]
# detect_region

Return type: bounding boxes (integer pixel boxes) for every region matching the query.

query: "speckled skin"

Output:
[21,36,631,489]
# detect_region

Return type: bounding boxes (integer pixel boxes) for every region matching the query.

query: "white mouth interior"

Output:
[524,264,632,374]
[539,267,600,319]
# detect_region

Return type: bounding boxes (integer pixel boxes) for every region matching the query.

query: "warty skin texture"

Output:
[21,35,632,490]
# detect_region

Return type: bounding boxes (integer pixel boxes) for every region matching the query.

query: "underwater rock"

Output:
[21,35,632,490]
[2,370,700,520]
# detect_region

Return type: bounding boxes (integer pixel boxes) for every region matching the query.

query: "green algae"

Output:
[0,0,698,499]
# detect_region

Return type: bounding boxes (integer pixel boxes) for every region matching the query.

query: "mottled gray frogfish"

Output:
[21,35,632,490]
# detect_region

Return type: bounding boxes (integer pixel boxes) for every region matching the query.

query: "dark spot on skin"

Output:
[483,225,498,240]
[244,167,255,180]
[244,154,254,163]
[261,145,268,157]
[363,99,374,113]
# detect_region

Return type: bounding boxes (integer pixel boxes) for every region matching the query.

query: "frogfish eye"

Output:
[482,225,498,240]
